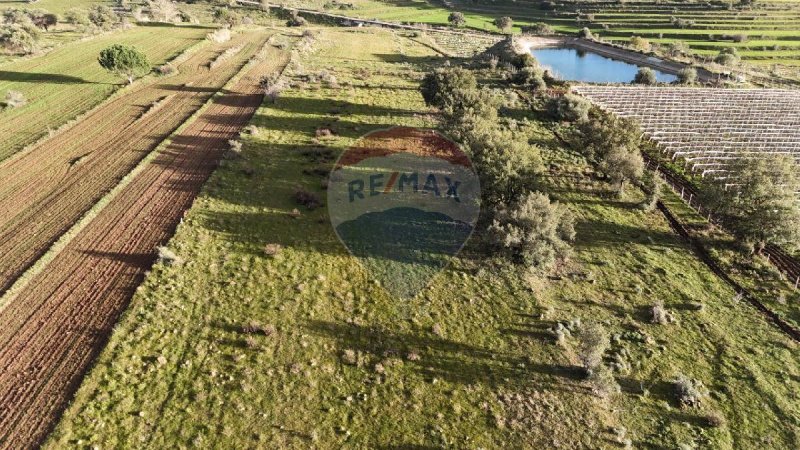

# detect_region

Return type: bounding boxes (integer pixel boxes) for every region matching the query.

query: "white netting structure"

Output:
[572,86,800,178]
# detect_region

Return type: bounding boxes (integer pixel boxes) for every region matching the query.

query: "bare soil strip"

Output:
[0,41,290,450]
[0,30,270,297]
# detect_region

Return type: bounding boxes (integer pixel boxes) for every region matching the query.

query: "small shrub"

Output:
[341,349,358,365]
[244,336,259,349]
[315,127,334,138]
[578,27,593,39]
[212,7,240,26]
[674,374,709,408]
[731,34,747,43]
[677,67,697,85]
[651,301,674,324]
[639,170,662,211]
[522,22,554,35]
[576,322,609,376]
[156,246,183,265]
[293,187,322,210]
[207,27,231,43]
[2,90,26,108]
[286,11,307,27]
[629,36,651,52]
[589,364,620,398]
[263,243,282,256]
[156,63,176,76]
[633,67,657,85]
[705,411,726,428]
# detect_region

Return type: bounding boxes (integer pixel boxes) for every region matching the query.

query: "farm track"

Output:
[0,30,270,297]
[0,40,290,450]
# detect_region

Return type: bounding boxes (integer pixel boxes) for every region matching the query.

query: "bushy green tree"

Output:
[547,94,591,122]
[98,44,150,84]
[511,66,546,90]
[702,154,800,253]
[494,16,512,32]
[448,11,466,27]
[489,191,575,267]
[420,66,478,111]
[575,109,645,192]
[0,23,40,54]
[467,126,543,206]
[633,67,657,85]
[578,27,593,39]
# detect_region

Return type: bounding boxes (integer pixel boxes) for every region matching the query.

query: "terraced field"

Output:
[0,23,212,160]
[286,0,800,73]
[0,29,270,297]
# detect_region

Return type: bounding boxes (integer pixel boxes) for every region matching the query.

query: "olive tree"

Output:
[489,191,575,268]
[98,44,150,84]
[547,94,591,122]
[702,154,800,253]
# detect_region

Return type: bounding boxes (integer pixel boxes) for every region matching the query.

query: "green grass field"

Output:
[0,23,211,160]
[45,26,800,449]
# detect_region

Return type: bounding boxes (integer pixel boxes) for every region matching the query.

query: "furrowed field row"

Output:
[0,24,211,160]
[0,30,269,297]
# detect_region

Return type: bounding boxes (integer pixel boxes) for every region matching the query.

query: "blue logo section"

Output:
[327,127,480,299]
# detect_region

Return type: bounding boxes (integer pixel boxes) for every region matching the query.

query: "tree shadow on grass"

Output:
[0,70,94,84]
[305,320,589,393]
[574,218,684,251]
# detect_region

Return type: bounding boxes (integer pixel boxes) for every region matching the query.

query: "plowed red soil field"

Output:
[0,30,271,296]
[0,37,290,449]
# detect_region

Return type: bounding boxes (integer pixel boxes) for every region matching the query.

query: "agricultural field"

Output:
[0,28,271,297]
[0,23,211,159]
[42,26,800,450]
[0,25,290,448]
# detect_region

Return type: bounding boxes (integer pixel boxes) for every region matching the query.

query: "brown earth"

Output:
[0,36,290,450]
[0,30,271,296]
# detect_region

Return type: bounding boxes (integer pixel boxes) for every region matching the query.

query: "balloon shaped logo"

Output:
[327,126,481,298]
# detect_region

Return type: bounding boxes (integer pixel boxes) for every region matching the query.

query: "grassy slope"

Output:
[46,26,799,449]
[0,23,211,160]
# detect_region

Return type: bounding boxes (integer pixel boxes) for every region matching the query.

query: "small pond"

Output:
[530,47,678,83]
